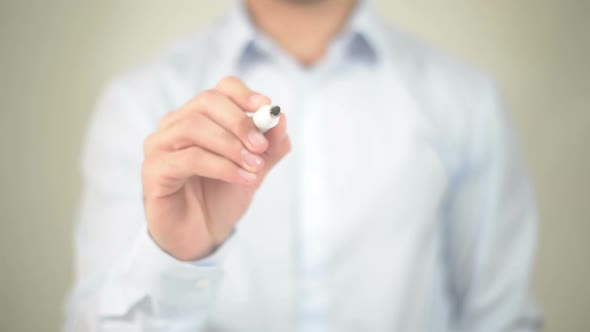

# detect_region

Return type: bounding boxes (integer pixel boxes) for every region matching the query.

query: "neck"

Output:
[245,0,358,66]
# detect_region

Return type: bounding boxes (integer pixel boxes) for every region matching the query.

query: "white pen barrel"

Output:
[252,104,280,134]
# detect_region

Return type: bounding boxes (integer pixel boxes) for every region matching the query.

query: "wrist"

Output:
[147,228,215,262]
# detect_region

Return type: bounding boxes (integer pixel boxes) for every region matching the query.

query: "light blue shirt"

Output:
[65,1,541,331]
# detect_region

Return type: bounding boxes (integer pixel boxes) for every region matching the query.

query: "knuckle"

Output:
[195,89,222,116]
[196,89,220,106]
[213,127,242,156]
[175,148,197,172]
[175,114,203,137]
[180,114,202,131]
[141,158,159,183]
[143,133,158,155]
[172,117,201,149]
[168,151,186,174]
[216,76,240,90]
[159,110,176,128]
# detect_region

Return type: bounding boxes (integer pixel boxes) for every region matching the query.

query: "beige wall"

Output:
[1,1,588,331]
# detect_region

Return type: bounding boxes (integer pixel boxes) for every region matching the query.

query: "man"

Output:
[65,0,541,331]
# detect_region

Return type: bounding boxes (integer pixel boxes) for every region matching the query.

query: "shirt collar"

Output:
[216,0,387,71]
[341,0,385,63]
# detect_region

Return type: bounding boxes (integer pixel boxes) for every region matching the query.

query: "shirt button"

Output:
[195,278,210,289]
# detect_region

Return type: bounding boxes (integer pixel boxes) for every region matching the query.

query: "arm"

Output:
[64,76,289,331]
[63,80,224,331]
[445,81,542,331]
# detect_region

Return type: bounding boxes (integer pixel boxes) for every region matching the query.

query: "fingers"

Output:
[191,89,270,154]
[215,76,272,112]
[159,76,270,130]
[143,76,291,197]
[147,113,265,172]
[257,114,291,179]
[143,146,258,198]
[143,114,290,197]
[161,88,269,154]
[264,112,288,150]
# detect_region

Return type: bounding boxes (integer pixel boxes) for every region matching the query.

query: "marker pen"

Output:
[251,104,281,134]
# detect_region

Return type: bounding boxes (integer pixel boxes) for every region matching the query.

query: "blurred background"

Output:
[1,1,588,331]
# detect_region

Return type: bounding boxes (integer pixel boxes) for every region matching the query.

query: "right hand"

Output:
[141,77,291,261]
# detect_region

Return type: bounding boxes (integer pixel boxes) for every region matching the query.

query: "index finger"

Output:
[159,76,271,130]
[215,76,271,112]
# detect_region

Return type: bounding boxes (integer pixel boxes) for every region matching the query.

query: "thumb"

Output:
[261,114,291,176]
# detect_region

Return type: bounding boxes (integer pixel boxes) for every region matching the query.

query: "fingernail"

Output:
[249,94,270,107]
[242,149,263,168]
[248,130,267,148]
[238,169,257,183]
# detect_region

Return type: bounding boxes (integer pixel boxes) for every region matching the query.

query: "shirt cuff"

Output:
[98,226,232,318]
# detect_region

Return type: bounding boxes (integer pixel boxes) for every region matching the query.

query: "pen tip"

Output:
[270,105,281,117]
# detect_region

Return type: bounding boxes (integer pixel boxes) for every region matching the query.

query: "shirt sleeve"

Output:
[444,79,542,331]
[63,77,227,332]
[98,226,230,330]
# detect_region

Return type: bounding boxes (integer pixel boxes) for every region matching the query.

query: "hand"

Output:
[141,77,291,261]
